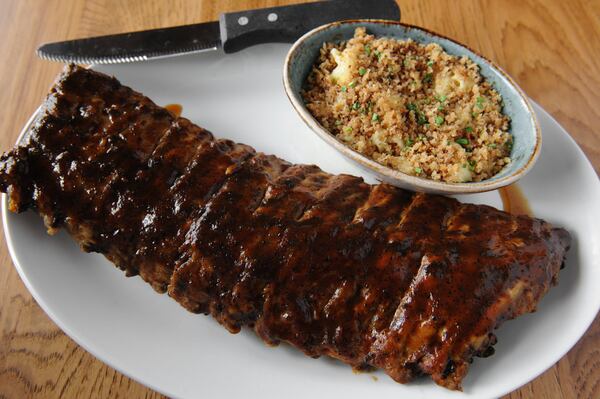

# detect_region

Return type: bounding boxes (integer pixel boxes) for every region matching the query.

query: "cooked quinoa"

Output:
[302,28,512,183]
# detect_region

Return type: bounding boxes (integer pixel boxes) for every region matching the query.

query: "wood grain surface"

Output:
[0,1,598,398]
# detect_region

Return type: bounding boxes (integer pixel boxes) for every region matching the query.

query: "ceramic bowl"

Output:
[283,20,541,194]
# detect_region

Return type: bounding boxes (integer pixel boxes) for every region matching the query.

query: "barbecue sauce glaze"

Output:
[0,65,570,391]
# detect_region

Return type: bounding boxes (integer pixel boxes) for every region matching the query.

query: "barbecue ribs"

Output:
[0,65,571,390]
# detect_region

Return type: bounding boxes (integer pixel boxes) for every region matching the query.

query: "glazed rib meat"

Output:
[0,65,571,390]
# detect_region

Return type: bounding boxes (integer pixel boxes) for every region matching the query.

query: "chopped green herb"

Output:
[348,81,356,88]
[487,143,497,149]
[435,94,447,103]
[364,45,371,56]
[344,126,353,133]
[407,103,417,112]
[472,112,478,118]
[455,138,469,146]
[414,167,423,174]
[421,98,431,105]
[465,126,473,133]
[418,134,426,141]
[435,115,444,125]
[422,73,433,84]
[335,120,342,126]
[476,96,485,109]
[505,140,514,152]
[468,160,476,171]
[417,113,428,125]
[405,138,415,147]
[359,67,367,76]
[341,86,347,92]
[352,102,360,110]
[427,60,434,67]
[374,50,382,60]
[372,113,380,122]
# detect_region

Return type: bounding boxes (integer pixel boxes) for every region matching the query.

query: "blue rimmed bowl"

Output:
[283,20,541,194]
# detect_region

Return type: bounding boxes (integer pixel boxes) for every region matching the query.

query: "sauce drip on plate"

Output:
[165,103,182,118]
[499,184,532,216]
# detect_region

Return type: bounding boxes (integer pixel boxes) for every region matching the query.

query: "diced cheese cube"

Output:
[330,48,354,86]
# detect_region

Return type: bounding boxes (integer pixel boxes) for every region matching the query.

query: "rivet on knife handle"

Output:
[219,0,400,53]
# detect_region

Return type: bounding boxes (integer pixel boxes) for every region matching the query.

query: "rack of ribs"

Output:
[0,65,571,390]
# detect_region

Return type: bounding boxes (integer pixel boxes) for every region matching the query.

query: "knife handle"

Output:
[219,0,400,54]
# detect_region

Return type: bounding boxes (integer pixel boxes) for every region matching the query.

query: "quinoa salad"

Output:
[302,28,512,183]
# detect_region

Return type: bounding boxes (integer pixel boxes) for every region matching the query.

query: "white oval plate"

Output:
[3,44,600,399]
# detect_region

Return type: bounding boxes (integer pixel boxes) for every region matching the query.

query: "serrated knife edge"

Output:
[37,44,219,65]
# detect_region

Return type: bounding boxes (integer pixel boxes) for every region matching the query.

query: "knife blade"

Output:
[37,0,400,64]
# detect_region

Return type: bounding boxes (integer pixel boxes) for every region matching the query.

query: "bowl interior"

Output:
[285,21,539,190]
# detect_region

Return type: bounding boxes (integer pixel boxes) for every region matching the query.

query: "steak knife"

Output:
[37,0,400,64]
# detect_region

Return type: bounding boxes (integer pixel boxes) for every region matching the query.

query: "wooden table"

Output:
[0,1,598,397]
